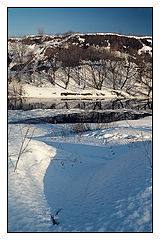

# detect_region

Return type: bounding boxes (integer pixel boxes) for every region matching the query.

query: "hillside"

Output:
[8,33,152,99]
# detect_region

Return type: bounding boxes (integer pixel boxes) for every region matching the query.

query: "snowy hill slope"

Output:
[8,33,152,99]
[8,32,152,59]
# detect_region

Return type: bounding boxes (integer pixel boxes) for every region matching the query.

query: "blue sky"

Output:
[8,8,152,37]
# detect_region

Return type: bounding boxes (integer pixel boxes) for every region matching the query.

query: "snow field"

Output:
[8,111,152,232]
[42,140,152,232]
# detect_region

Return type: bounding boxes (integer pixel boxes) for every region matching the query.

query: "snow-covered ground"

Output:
[22,83,116,99]
[8,109,152,232]
[8,78,130,100]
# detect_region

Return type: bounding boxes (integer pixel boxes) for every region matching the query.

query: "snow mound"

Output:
[8,125,56,232]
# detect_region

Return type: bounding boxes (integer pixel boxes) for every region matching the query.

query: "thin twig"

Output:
[141,132,152,168]
[126,120,152,168]
[14,127,35,172]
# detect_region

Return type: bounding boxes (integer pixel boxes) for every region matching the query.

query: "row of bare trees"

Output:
[8,41,152,98]
[44,45,152,96]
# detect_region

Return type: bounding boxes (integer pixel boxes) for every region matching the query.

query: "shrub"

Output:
[71,123,91,133]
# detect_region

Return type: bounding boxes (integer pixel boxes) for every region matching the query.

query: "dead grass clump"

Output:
[71,123,91,133]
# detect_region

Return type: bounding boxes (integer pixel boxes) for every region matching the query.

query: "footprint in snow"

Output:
[109,146,115,156]
[51,208,62,226]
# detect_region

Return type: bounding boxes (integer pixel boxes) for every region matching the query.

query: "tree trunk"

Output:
[65,74,70,89]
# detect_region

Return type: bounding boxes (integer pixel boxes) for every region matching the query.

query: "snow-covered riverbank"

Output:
[8,110,152,232]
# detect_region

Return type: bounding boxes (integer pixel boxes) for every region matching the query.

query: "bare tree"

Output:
[84,47,111,90]
[38,28,45,35]
[136,55,152,98]
[144,63,152,98]
[87,60,107,90]
[120,57,138,90]
[58,46,82,89]
[137,62,152,98]
[108,58,122,90]
[44,47,59,85]
[9,41,34,96]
